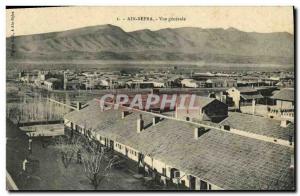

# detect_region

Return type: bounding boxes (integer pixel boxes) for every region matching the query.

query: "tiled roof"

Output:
[271,88,294,102]
[236,87,258,93]
[191,96,216,108]
[64,100,294,190]
[219,112,294,141]
[240,93,264,100]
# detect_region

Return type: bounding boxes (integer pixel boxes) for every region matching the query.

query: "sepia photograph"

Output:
[5,6,295,191]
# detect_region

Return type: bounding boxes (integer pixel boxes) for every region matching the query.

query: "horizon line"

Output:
[6,23,294,38]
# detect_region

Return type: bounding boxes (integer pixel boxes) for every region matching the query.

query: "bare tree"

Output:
[8,106,21,124]
[54,136,82,168]
[54,134,118,189]
[83,148,114,190]
[81,144,117,190]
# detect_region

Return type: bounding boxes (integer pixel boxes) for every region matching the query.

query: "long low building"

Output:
[64,99,294,190]
[219,112,294,144]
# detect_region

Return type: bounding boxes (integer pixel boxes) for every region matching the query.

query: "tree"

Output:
[8,106,21,124]
[54,134,118,189]
[54,136,82,168]
[81,143,117,190]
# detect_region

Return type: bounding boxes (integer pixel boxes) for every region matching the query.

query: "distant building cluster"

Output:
[17,69,294,91]
[17,67,295,125]
[15,66,295,190]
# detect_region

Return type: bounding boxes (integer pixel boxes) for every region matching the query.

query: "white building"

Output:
[63,99,294,190]
[181,79,198,88]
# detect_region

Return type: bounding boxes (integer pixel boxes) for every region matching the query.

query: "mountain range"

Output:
[6,24,294,64]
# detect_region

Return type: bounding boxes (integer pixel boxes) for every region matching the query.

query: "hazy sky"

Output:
[6,6,294,37]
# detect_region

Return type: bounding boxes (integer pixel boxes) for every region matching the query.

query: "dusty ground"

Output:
[12,139,149,190]
[7,120,177,190]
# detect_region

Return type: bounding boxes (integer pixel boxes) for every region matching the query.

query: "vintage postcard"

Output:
[6,6,295,191]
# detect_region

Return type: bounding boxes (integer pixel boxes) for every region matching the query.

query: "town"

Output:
[6,64,295,190]
[16,68,294,91]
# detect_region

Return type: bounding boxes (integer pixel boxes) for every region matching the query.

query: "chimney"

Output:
[153,116,160,126]
[220,92,223,102]
[194,127,205,139]
[100,103,104,112]
[290,155,294,169]
[77,102,82,110]
[222,125,230,131]
[137,114,144,133]
[280,120,289,128]
[121,111,130,119]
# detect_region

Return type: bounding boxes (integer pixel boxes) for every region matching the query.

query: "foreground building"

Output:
[226,87,264,109]
[271,88,294,110]
[175,96,228,123]
[268,88,294,122]
[64,99,294,190]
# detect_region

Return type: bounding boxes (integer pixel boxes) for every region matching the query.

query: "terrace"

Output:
[268,106,294,122]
